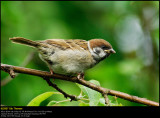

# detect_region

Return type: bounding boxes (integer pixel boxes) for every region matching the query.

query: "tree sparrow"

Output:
[10,37,116,79]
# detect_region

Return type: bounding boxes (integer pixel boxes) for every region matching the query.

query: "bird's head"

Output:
[89,39,116,61]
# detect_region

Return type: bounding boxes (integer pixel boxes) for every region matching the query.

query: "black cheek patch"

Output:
[94,48,100,55]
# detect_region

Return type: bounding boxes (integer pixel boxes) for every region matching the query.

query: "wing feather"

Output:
[40,39,89,51]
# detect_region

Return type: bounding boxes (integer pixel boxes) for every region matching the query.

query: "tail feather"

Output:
[10,37,40,47]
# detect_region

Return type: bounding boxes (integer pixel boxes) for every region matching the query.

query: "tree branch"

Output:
[1,63,159,106]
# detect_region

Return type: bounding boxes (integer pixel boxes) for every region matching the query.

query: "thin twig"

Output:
[42,77,78,101]
[1,63,159,106]
[103,93,110,106]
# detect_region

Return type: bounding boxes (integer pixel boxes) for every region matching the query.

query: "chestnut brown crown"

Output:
[90,39,116,54]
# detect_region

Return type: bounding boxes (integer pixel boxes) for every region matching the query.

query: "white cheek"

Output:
[99,51,106,58]
[93,47,106,59]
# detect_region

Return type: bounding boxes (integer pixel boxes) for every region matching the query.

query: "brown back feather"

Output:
[41,39,89,51]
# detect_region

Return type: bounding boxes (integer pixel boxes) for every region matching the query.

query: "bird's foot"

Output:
[77,73,84,80]
[49,69,55,82]
[50,69,54,75]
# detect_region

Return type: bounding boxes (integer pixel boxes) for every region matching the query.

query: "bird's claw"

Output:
[77,73,84,80]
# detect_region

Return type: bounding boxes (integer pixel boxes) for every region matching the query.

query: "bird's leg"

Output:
[49,68,54,75]
[77,72,84,80]
[49,67,55,81]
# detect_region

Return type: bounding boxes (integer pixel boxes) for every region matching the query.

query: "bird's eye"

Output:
[101,45,110,50]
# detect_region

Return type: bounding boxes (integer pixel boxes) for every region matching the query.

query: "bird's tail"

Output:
[10,37,41,47]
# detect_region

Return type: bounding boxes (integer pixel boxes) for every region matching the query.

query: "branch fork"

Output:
[1,64,16,78]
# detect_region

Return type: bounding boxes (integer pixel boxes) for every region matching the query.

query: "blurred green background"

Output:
[1,1,159,106]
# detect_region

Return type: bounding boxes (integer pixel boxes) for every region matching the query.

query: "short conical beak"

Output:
[110,48,116,54]
[105,48,116,54]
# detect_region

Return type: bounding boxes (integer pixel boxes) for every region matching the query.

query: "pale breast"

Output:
[49,49,96,75]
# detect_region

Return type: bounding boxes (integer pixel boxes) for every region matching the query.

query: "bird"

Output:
[10,37,116,79]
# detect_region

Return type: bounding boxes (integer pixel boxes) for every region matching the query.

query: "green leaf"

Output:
[47,100,57,106]
[98,98,106,106]
[110,102,123,106]
[27,92,61,106]
[79,102,89,106]
[77,80,101,106]
[117,103,123,106]
[76,84,88,96]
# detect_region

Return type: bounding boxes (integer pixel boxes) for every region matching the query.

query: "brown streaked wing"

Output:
[41,39,71,50]
[40,39,89,51]
[71,39,89,51]
[65,40,84,50]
